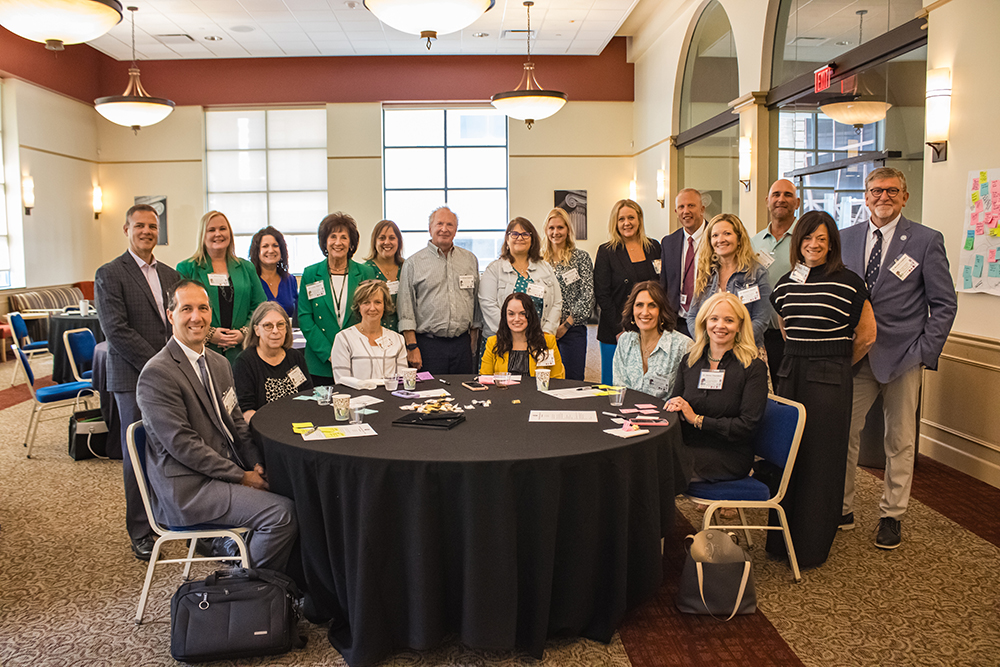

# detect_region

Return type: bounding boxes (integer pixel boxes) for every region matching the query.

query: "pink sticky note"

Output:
[620,408,639,414]
[639,409,659,415]
[416,371,433,381]
[973,178,980,191]
[976,222,985,235]
[976,199,984,214]
[635,403,657,409]
[990,249,997,263]
[972,211,980,225]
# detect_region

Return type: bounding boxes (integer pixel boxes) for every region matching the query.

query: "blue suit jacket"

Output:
[841,215,957,384]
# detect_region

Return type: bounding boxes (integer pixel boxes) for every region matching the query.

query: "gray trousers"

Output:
[116,391,152,543]
[210,482,298,572]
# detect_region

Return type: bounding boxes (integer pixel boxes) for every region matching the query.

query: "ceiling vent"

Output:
[501,29,535,40]
[155,34,196,44]
[788,35,827,46]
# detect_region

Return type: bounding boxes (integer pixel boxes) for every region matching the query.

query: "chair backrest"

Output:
[8,312,30,345]
[752,395,806,500]
[63,328,97,381]
[125,421,162,534]
[12,344,37,392]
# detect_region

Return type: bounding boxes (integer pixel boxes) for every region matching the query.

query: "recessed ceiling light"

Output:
[836,40,850,46]
[204,35,223,41]
[473,31,489,38]
[344,1,360,8]
[230,25,254,33]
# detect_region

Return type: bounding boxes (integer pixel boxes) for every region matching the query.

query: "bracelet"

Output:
[695,415,704,430]
[206,326,216,342]
[239,325,249,338]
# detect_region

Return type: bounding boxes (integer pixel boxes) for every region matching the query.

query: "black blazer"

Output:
[593,239,662,344]
[659,228,686,317]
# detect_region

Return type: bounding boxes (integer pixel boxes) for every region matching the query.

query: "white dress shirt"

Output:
[174,337,234,444]
[865,213,901,270]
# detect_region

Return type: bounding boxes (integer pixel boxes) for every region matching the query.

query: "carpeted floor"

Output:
[2,350,998,667]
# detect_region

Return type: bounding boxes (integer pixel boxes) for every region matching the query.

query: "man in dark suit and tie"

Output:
[840,167,957,549]
[136,280,296,571]
[95,204,180,560]
[659,188,706,337]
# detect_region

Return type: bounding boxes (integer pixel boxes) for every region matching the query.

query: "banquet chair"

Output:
[63,328,97,382]
[8,312,50,386]
[14,344,95,458]
[685,394,806,582]
[126,421,251,625]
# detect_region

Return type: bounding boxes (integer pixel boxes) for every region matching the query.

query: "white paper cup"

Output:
[79,299,90,315]
[609,386,626,407]
[333,395,350,421]
[384,375,399,391]
[535,368,550,391]
[402,368,417,390]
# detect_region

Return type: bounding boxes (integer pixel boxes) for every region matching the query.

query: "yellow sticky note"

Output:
[991,228,1000,237]
[972,191,980,204]
[319,427,343,438]
[292,422,314,428]
[981,170,988,184]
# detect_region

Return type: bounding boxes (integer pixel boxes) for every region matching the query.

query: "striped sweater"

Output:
[770,264,868,358]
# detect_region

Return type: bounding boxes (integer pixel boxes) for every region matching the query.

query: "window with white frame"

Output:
[382,107,508,271]
[0,83,10,288]
[206,108,327,274]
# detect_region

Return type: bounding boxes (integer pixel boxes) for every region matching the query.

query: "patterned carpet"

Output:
[1,353,998,666]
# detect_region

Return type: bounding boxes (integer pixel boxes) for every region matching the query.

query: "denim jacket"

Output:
[686,262,773,348]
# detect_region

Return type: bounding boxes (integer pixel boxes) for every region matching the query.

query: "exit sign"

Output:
[814,65,833,92]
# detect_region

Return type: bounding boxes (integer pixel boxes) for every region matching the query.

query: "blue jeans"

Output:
[600,341,617,385]
[556,324,588,381]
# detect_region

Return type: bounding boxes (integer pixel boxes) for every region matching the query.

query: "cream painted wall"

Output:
[327,103,383,248]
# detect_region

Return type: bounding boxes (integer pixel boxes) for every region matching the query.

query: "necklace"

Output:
[707,352,723,362]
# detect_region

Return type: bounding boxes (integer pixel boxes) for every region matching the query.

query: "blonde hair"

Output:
[351,279,395,316]
[191,211,237,267]
[694,213,758,296]
[607,199,654,252]
[541,208,576,264]
[687,292,758,368]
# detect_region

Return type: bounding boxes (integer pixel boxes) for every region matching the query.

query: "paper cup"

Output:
[402,368,417,390]
[535,368,550,391]
[79,299,90,315]
[333,395,350,421]
[384,375,399,391]
[609,386,626,407]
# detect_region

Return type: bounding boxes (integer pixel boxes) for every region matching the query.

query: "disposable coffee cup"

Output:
[79,299,90,315]
[384,375,399,391]
[333,395,350,421]
[402,368,417,391]
[609,386,626,407]
[535,368,550,391]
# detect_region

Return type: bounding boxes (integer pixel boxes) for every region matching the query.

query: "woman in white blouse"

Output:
[331,280,407,385]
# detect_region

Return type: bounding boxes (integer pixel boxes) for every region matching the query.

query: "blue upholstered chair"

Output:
[685,394,806,582]
[8,312,49,386]
[63,328,96,382]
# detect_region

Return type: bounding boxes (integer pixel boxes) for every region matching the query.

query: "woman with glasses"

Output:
[331,280,407,384]
[233,301,312,422]
[480,217,562,342]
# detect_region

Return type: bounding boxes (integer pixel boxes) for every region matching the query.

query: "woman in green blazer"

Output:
[177,210,267,365]
[298,212,376,384]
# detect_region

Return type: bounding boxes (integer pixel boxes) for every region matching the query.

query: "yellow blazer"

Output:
[480,333,565,378]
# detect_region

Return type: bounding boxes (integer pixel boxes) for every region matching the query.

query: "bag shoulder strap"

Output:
[696,560,752,622]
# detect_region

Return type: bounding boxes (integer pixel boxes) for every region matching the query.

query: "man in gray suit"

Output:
[840,167,957,549]
[136,280,296,571]
[95,204,180,560]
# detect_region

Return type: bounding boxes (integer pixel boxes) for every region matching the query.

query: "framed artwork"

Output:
[134,195,168,245]
[554,190,587,240]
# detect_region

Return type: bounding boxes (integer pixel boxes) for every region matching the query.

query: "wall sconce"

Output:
[629,179,637,202]
[93,186,103,219]
[738,136,752,192]
[656,169,666,208]
[22,177,35,215]
[925,67,951,163]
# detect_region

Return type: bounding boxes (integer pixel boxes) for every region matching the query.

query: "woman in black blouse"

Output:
[665,291,768,483]
[766,210,876,567]
[594,199,662,384]
[233,301,313,421]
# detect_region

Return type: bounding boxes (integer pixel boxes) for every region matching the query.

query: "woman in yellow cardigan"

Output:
[177,210,267,364]
[480,292,565,379]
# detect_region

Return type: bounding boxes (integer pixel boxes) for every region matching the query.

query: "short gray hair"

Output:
[428,206,458,226]
[244,301,292,350]
[865,167,907,192]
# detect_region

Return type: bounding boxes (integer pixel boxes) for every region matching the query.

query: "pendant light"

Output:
[364,0,495,50]
[819,10,891,131]
[0,0,123,51]
[491,1,567,129]
[94,6,175,134]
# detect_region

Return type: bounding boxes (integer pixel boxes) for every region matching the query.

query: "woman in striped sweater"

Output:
[766,210,876,568]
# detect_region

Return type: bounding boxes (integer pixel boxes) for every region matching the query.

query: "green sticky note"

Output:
[973,255,985,278]
[964,229,975,250]
[989,262,1000,278]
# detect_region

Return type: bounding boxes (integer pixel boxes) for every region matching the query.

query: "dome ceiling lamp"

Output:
[0,0,123,51]
[94,6,175,134]
[364,0,495,50]
[491,1,567,130]
[819,10,891,132]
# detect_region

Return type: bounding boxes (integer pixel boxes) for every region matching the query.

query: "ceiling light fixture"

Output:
[819,11,891,131]
[491,1,567,129]
[364,0,495,50]
[0,0,123,51]
[94,6,175,134]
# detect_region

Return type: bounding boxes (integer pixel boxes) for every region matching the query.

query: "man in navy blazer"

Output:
[840,167,957,549]
[95,204,179,560]
[659,188,707,337]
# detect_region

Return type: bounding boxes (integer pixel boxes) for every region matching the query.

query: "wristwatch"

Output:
[406,343,418,351]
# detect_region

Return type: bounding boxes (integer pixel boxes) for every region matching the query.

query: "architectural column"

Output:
[729,91,770,233]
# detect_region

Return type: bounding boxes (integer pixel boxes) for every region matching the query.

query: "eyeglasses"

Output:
[258,322,287,332]
[867,187,902,199]
[507,231,532,240]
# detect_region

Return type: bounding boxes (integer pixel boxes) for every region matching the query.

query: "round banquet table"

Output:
[48,312,104,384]
[251,376,692,667]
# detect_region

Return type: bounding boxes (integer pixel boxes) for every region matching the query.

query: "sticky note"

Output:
[973,255,985,278]
[987,213,999,228]
[992,227,1000,237]
[620,408,639,414]
[976,222,985,235]
[972,211,980,226]
[964,230,975,250]
[972,178,980,191]
[982,182,990,201]
[976,199,984,213]
[981,171,988,184]
[972,191,980,204]
[989,262,1000,278]
[639,409,659,415]
[990,249,997,262]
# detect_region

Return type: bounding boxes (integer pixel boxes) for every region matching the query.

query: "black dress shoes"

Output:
[193,536,242,559]
[130,535,156,561]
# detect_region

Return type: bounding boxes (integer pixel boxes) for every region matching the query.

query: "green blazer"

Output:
[176,256,267,364]
[298,259,376,378]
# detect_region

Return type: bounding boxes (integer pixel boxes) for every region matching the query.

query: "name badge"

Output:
[375,335,390,350]
[222,386,237,413]
[681,294,688,306]
[698,369,725,390]
[652,259,662,274]
[386,280,399,295]
[738,285,761,304]
[561,267,581,284]
[648,374,670,393]
[459,274,476,289]
[287,365,307,388]
[537,349,556,367]
[789,263,810,284]
[756,251,775,269]
[207,273,230,287]
[306,280,326,299]
[889,254,919,281]
[526,283,546,299]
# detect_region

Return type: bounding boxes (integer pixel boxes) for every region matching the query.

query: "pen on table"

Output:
[438,378,450,385]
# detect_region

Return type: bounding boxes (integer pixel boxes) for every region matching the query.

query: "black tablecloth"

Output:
[252,377,691,667]
[48,313,104,384]
[91,342,121,459]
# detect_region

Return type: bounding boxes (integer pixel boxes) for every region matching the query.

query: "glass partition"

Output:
[677,124,740,223]
[678,0,738,134]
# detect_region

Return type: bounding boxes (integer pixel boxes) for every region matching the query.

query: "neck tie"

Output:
[197,355,212,393]
[865,229,883,291]
[682,236,695,307]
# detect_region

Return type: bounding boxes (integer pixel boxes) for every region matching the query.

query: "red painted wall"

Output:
[2,26,633,106]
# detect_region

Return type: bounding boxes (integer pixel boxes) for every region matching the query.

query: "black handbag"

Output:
[68,408,109,460]
[675,530,757,620]
[170,567,306,663]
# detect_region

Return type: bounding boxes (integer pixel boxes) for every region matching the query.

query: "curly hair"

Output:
[693,213,759,297]
[317,212,360,259]
[619,280,677,334]
[249,226,290,278]
[494,292,548,363]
